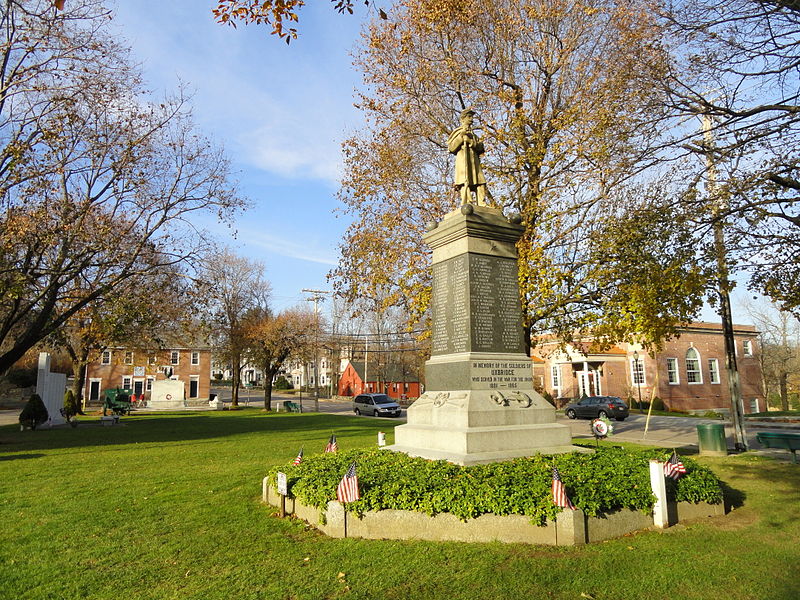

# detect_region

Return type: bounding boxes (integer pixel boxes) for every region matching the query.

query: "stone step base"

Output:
[383,443,586,465]
[389,421,578,465]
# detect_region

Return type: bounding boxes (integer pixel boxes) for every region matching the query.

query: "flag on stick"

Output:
[664,450,687,480]
[552,466,576,510]
[325,434,338,453]
[292,447,304,465]
[336,462,360,504]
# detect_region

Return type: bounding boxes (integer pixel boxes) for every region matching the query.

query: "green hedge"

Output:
[267,446,723,525]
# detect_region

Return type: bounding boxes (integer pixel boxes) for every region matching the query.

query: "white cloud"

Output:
[237,229,339,267]
[111,0,359,187]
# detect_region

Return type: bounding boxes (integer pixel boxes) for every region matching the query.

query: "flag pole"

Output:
[343,506,348,539]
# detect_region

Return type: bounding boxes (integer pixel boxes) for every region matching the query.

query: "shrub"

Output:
[19,394,49,430]
[213,373,223,381]
[274,376,291,390]
[61,389,79,422]
[651,396,665,411]
[4,367,36,388]
[267,446,723,525]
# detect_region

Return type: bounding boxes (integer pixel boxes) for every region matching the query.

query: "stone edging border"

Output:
[262,480,724,546]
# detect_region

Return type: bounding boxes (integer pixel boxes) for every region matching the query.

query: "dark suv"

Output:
[565,396,629,421]
[353,393,402,418]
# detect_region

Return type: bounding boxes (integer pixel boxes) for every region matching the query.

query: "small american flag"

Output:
[292,447,303,465]
[664,450,687,480]
[336,462,360,504]
[552,466,576,510]
[324,434,338,453]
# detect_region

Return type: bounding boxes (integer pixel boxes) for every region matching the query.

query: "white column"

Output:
[649,460,668,528]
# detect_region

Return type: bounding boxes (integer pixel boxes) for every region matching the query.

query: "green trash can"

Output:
[697,423,728,456]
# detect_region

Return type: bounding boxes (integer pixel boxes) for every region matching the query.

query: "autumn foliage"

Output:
[331,0,703,349]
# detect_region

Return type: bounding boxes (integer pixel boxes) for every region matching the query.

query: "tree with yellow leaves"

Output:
[331,0,702,349]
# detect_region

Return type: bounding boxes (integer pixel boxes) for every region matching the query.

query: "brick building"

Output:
[84,346,212,404]
[337,360,422,401]
[533,322,764,413]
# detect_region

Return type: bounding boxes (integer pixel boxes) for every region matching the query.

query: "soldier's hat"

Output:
[460,108,476,119]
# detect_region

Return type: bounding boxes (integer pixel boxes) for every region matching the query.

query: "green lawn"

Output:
[1,410,798,600]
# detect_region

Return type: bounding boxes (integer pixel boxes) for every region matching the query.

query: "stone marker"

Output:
[148,379,186,409]
[386,204,576,465]
[36,352,66,427]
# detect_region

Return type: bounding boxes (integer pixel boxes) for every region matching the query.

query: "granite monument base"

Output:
[387,351,580,465]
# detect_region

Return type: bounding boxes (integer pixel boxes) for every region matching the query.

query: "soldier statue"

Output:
[448,108,488,206]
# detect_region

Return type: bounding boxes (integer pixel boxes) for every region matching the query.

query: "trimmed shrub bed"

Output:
[266,446,723,526]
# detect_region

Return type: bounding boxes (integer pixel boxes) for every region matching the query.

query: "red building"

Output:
[533,322,764,414]
[337,360,422,401]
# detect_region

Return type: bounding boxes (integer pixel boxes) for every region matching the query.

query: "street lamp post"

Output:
[633,350,643,414]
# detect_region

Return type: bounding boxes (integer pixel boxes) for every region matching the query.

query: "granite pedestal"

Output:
[387,205,576,465]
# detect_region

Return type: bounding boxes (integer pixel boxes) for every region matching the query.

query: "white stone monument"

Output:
[148,379,186,409]
[36,352,66,427]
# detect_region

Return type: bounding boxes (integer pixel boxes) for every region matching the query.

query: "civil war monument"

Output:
[387,109,575,465]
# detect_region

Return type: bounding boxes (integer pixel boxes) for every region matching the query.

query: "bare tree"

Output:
[202,248,271,407]
[745,300,800,410]
[0,1,245,374]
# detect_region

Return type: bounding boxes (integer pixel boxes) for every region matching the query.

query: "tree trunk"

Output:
[72,358,88,414]
[780,371,789,411]
[231,354,241,407]
[263,378,274,411]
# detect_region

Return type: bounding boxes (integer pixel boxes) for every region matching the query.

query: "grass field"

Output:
[1,410,798,600]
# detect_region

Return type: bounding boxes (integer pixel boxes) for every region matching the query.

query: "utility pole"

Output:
[703,114,748,451]
[302,289,327,412]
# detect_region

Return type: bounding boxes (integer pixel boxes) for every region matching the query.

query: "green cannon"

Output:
[103,388,132,416]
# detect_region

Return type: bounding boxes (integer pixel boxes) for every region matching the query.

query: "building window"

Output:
[743,340,753,356]
[170,351,180,365]
[146,376,154,391]
[122,376,132,390]
[148,354,157,365]
[551,365,561,389]
[191,351,200,366]
[666,358,679,384]
[101,351,111,365]
[708,359,720,384]
[630,358,645,385]
[124,351,133,365]
[686,348,702,384]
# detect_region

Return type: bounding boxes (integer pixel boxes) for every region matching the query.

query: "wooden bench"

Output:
[756,431,800,463]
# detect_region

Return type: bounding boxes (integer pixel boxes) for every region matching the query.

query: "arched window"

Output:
[686,348,702,384]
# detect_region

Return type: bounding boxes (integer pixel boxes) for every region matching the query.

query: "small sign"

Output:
[378,431,386,447]
[277,471,288,496]
[133,366,145,377]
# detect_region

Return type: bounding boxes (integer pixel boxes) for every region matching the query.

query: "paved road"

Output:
[4,388,795,459]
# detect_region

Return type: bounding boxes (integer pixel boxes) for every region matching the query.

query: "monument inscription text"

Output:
[431,253,524,355]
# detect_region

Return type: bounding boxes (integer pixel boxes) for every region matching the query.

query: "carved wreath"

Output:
[490,391,532,408]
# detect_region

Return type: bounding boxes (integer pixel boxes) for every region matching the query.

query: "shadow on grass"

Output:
[720,479,746,511]
[0,452,45,461]
[0,411,383,453]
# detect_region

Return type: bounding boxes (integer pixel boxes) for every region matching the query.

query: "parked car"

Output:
[353,393,402,418]
[564,396,629,421]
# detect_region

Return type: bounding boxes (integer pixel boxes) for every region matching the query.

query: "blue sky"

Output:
[111,0,367,314]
